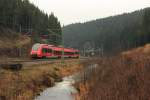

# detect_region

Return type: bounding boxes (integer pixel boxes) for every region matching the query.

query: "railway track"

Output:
[0,57,88,70]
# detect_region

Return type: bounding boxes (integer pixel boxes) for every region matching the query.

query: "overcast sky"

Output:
[29,0,150,25]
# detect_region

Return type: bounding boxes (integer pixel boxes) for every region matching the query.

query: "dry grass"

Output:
[0,35,31,49]
[76,44,150,100]
[0,26,31,49]
[122,44,150,56]
[0,59,81,100]
[0,26,31,58]
[58,61,83,77]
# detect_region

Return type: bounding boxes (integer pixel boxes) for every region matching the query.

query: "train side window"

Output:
[76,52,79,54]
[54,51,58,55]
[54,51,62,55]
[60,51,62,55]
[54,51,56,54]
[47,49,52,53]
[58,51,62,55]
[64,52,74,55]
[64,52,67,55]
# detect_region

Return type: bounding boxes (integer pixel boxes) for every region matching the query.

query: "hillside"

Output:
[0,26,31,48]
[63,7,150,55]
[0,0,62,45]
[0,26,31,57]
[122,44,150,56]
[0,0,63,57]
[76,43,150,100]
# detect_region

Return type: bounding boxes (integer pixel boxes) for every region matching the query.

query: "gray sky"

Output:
[29,0,150,25]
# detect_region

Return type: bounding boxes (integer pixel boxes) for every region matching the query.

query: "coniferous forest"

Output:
[63,8,150,55]
[0,0,62,44]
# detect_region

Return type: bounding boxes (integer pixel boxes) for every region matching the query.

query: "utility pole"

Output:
[101,44,104,57]
[19,25,22,57]
[61,36,64,64]
[19,25,21,33]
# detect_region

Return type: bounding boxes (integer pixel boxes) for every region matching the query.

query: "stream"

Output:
[35,75,78,100]
[35,64,98,100]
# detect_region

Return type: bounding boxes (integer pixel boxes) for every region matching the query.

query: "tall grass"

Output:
[78,52,150,100]
[0,60,81,100]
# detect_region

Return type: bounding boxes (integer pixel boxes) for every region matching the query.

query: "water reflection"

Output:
[35,64,98,100]
[35,76,77,100]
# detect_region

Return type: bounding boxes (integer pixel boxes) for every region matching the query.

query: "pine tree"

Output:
[0,0,62,44]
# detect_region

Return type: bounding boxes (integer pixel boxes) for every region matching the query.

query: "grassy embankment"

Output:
[75,44,150,100]
[0,26,31,58]
[0,59,83,100]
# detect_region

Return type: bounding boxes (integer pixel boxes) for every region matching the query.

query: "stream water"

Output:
[35,75,78,100]
[35,64,98,100]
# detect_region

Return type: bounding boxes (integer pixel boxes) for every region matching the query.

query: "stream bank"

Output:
[35,61,98,100]
[35,75,78,100]
[0,59,82,100]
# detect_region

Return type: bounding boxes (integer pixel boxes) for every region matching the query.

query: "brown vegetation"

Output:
[76,44,150,100]
[58,61,83,77]
[0,59,81,100]
[0,26,32,58]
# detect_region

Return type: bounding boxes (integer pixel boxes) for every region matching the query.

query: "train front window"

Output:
[32,44,41,51]
[75,52,79,54]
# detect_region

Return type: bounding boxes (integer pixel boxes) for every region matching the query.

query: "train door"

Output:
[41,48,47,58]
[46,48,52,58]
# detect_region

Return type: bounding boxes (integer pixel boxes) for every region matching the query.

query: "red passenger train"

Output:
[30,43,79,59]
